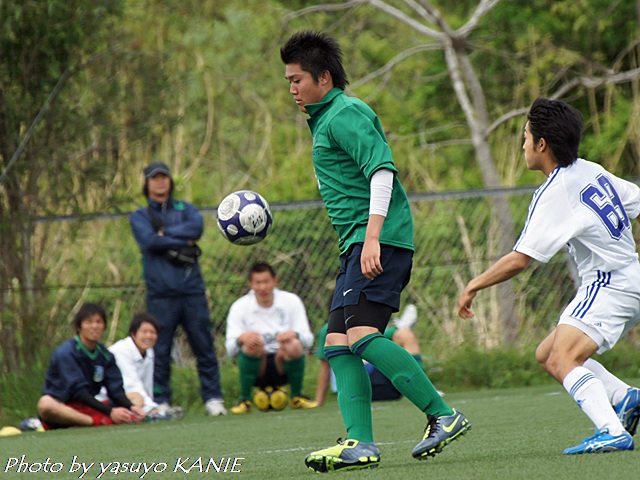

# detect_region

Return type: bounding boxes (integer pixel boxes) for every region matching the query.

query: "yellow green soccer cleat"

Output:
[305,439,380,473]
[290,395,318,410]
[412,408,471,459]
[230,399,252,415]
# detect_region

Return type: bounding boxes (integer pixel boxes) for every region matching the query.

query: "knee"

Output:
[279,339,304,359]
[535,344,549,369]
[392,329,410,344]
[37,395,57,418]
[325,332,347,348]
[542,351,566,379]
[392,329,420,354]
[153,336,173,355]
[241,344,264,357]
[346,326,379,348]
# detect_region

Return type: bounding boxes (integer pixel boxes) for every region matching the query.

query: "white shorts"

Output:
[559,264,640,354]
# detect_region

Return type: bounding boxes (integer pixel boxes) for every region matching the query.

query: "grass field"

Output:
[1,383,638,479]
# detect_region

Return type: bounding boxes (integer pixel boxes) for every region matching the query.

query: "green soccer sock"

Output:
[354,333,453,417]
[326,345,374,443]
[237,351,262,400]
[283,356,305,398]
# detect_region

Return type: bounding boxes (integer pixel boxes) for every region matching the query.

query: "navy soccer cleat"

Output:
[411,408,471,459]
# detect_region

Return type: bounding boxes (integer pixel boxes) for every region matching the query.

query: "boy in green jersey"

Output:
[281,31,470,472]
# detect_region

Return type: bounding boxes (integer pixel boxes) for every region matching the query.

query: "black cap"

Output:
[144,162,171,178]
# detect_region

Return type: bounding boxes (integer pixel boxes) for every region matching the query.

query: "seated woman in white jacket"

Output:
[108,313,160,414]
[99,313,182,419]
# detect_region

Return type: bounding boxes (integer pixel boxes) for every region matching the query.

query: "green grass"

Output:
[1,383,639,479]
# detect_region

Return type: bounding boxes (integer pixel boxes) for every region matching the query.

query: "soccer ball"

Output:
[216,190,273,245]
[253,386,288,412]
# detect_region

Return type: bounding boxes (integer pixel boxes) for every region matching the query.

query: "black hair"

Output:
[248,261,276,280]
[527,97,583,167]
[128,312,160,335]
[74,303,107,334]
[280,30,349,90]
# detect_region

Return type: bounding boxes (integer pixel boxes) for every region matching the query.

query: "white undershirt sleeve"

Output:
[369,169,394,217]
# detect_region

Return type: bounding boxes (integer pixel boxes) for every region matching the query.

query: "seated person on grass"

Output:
[99,312,182,420]
[37,303,146,429]
[225,262,317,414]
[314,304,442,405]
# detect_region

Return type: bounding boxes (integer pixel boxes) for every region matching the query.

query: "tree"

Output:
[285,0,522,342]
[0,1,111,369]
[283,0,640,345]
[0,0,173,370]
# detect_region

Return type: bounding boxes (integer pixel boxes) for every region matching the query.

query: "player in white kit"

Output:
[458,97,640,454]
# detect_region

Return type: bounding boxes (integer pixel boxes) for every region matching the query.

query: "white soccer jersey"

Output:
[514,158,640,279]
[225,288,314,357]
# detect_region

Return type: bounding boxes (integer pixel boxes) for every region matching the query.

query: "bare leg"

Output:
[37,395,92,427]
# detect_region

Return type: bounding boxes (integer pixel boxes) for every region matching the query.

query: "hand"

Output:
[457,289,477,318]
[360,239,382,280]
[130,405,146,422]
[110,407,136,424]
[239,331,265,349]
[276,330,298,344]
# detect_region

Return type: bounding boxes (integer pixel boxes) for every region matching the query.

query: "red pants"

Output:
[41,401,114,430]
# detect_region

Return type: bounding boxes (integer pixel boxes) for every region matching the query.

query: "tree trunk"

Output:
[470,131,519,344]
[444,38,520,345]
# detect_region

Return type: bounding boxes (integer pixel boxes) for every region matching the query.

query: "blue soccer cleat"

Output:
[305,439,380,472]
[563,429,634,455]
[614,387,640,436]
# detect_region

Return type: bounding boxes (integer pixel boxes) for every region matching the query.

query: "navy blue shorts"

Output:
[330,243,412,313]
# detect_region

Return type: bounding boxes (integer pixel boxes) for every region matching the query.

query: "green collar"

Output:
[305,88,343,117]
[74,335,108,360]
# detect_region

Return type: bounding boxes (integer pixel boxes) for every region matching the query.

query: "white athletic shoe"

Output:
[205,398,227,416]
[155,403,185,419]
[20,418,43,432]
[394,304,418,330]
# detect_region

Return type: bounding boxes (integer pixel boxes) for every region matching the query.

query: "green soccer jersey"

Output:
[306,88,414,254]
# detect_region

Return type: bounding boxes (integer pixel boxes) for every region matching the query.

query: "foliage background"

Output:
[1,0,640,423]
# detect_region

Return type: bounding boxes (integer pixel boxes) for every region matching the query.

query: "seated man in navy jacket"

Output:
[37,303,146,429]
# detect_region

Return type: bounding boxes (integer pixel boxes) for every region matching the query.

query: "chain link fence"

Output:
[9,184,640,369]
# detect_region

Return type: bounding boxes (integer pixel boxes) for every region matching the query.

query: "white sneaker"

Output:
[20,418,43,431]
[155,403,185,419]
[156,403,170,415]
[205,398,227,416]
[393,304,417,330]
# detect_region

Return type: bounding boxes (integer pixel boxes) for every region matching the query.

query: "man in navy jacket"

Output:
[37,303,145,428]
[130,162,226,416]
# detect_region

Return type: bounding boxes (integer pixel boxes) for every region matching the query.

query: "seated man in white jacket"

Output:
[106,313,183,420]
[225,262,317,414]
